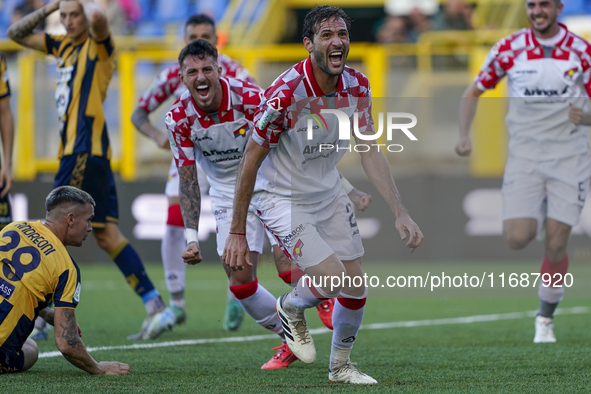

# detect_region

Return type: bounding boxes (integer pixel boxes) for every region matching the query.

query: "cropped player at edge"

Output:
[7,0,168,340]
[0,53,14,230]
[456,0,591,343]
[0,186,129,375]
[223,5,423,384]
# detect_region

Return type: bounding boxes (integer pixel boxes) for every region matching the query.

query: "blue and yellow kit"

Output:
[44,33,115,159]
[0,221,80,362]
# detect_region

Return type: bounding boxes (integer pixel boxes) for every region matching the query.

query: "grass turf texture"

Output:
[4,259,590,393]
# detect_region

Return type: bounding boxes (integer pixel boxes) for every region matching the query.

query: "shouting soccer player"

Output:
[166,39,300,369]
[7,0,168,339]
[0,186,129,375]
[132,14,256,334]
[456,0,591,342]
[223,5,423,384]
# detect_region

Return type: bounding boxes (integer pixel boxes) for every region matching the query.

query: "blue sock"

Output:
[111,241,158,301]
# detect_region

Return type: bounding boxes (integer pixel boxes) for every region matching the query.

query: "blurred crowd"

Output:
[375,0,474,44]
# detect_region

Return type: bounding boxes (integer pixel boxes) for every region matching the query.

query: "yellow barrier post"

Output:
[470,46,507,177]
[14,51,37,180]
[119,52,136,181]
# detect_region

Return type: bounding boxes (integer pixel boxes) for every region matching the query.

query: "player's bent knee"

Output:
[504,232,532,250]
[21,338,39,372]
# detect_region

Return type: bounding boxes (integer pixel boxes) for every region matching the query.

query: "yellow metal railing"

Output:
[6,32,513,181]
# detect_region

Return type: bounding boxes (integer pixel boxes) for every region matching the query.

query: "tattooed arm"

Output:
[6,0,59,51]
[54,308,130,374]
[178,165,203,264]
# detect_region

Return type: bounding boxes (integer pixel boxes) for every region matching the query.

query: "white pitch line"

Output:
[38,306,589,359]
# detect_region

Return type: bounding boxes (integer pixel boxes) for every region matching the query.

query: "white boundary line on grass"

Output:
[38,306,589,359]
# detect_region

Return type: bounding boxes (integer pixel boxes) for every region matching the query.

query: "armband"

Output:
[185,228,199,244]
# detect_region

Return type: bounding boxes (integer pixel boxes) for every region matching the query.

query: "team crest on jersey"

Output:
[564,67,578,80]
[294,239,304,257]
[234,124,249,138]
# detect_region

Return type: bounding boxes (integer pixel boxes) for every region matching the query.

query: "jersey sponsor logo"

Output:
[294,239,304,257]
[0,277,15,300]
[73,282,81,303]
[564,67,578,80]
[523,87,567,97]
[282,223,305,247]
[202,148,240,157]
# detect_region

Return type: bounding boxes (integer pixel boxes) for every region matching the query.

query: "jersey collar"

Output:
[304,56,344,97]
[528,22,569,47]
[192,77,232,118]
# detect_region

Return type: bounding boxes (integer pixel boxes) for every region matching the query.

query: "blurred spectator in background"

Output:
[375,15,412,43]
[379,0,436,43]
[11,0,45,29]
[431,0,473,31]
[97,0,140,35]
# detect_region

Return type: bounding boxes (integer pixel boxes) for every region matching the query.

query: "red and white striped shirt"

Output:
[165,77,263,200]
[475,24,591,159]
[252,56,372,203]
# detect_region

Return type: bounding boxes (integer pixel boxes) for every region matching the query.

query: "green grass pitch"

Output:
[4,259,590,393]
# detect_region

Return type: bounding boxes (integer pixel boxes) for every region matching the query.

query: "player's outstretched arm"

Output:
[0,98,14,198]
[54,308,130,375]
[79,0,109,41]
[355,133,423,251]
[456,83,484,157]
[6,0,59,51]
[223,139,270,270]
[131,107,170,149]
[178,164,203,265]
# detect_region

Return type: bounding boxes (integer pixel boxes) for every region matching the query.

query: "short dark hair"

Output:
[185,14,216,32]
[46,186,95,212]
[302,5,351,42]
[178,39,218,69]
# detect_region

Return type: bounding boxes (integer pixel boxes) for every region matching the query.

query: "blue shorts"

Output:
[54,153,119,228]
[0,349,25,374]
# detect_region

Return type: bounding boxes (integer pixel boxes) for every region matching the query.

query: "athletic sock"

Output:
[111,240,163,313]
[170,291,185,310]
[230,279,283,336]
[278,268,305,288]
[284,275,332,312]
[161,224,187,295]
[330,295,366,371]
[538,254,568,305]
[538,300,558,318]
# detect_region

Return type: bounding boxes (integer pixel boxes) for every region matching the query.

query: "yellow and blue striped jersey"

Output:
[45,33,115,159]
[0,54,11,102]
[0,221,80,357]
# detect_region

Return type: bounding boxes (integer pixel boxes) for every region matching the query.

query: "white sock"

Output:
[237,284,283,336]
[287,275,332,311]
[330,298,365,370]
[162,225,187,295]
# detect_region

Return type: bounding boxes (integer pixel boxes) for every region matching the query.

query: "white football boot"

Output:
[142,307,177,340]
[329,361,378,384]
[276,293,316,364]
[533,315,556,343]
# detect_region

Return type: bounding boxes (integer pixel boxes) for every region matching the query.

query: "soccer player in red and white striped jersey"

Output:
[456,0,591,343]
[224,5,423,384]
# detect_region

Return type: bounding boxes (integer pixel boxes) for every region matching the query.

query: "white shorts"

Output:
[502,153,591,227]
[165,158,210,198]
[211,196,265,256]
[253,189,364,270]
